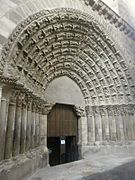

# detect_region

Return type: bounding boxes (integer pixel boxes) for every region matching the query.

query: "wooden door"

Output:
[47,104,78,165]
[47,104,78,137]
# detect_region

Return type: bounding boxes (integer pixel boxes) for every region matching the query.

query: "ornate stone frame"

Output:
[0,8,134,106]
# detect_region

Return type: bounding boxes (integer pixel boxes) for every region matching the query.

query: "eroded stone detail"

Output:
[83,0,135,40]
[74,106,86,117]
[0,9,134,105]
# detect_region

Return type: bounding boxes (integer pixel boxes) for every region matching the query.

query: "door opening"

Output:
[47,104,78,166]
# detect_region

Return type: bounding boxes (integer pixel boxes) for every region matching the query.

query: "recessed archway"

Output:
[0,8,135,180]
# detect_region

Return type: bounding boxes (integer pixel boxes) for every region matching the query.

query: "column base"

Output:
[0,146,49,180]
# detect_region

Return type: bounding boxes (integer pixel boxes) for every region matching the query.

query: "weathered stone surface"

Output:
[0,2,135,180]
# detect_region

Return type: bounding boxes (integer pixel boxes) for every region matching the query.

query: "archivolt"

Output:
[1,8,134,105]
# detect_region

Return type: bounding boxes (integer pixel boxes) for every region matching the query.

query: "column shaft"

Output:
[4,100,16,159]
[0,98,9,160]
[127,106,134,140]
[114,106,124,141]
[35,111,39,147]
[26,101,32,151]
[20,101,27,154]
[94,107,102,141]
[107,106,117,141]
[40,114,47,146]
[31,110,36,148]
[13,98,22,156]
[132,106,135,140]
[121,106,128,140]
[80,116,88,145]
[100,106,109,141]
[86,106,95,143]
[37,112,40,146]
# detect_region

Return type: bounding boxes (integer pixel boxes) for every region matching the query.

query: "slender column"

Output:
[132,105,135,140]
[74,106,88,146]
[26,98,32,151]
[93,106,102,142]
[100,106,109,142]
[13,93,23,156]
[85,106,95,143]
[35,105,39,147]
[113,106,124,141]
[37,109,40,146]
[4,94,16,159]
[74,106,87,157]
[121,106,128,140]
[20,97,27,154]
[82,117,88,145]
[40,113,47,146]
[31,102,36,148]
[107,106,117,141]
[0,96,9,160]
[127,105,134,140]
[77,116,82,147]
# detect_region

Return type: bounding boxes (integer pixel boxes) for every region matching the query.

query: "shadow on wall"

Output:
[82,160,135,180]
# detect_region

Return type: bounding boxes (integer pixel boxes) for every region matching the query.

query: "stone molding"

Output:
[86,104,135,116]
[83,0,135,40]
[0,9,134,106]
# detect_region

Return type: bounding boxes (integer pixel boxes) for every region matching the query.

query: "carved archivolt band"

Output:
[1,8,134,105]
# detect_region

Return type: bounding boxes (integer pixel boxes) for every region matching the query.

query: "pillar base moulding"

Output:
[0,146,49,180]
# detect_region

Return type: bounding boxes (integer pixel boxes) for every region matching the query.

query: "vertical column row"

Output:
[87,105,135,144]
[0,85,48,161]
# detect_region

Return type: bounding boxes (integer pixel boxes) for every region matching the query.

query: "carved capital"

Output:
[85,106,93,116]
[93,106,99,116]
[15,91,25,107]
[22,97,27,108]
[32,101,37,112]
[113,106,120,116]
[107,106,113,116]
[120,105,127,115]
[42,104,54,115]
[26,95,33,111]
[99,106,107,116]
[74,106,86,117]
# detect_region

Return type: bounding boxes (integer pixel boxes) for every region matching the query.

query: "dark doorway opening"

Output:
[47,137,60,166]
[47,104,78,166]
[66,136,78,163]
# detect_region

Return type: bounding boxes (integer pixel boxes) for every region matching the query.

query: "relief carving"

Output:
[0,9,134,105]
[74,106,86,117]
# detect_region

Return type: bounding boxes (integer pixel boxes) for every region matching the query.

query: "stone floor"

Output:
[26,151,135,180]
